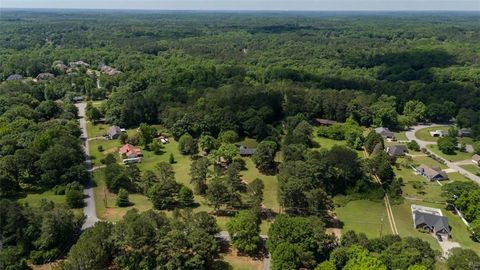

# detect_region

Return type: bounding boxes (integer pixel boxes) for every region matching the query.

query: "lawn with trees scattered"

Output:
[2,10,480,269]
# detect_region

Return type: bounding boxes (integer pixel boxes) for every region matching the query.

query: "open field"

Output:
[17,190,83,216]
[446,172,473,183]
[93,169,153,222]
[411,155,448,169]
[335,199,390,238]
[428,144,473,162]
[460,164,480,175]
[86,122,110,138]
[414,126,449,142]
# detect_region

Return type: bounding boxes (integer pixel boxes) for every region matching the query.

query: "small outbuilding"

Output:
[6,74,24,81]
[36,73,55,81]
[313,118,339,126]
[239,145,256,156]
[458,128,472,137]
[472,154,480,166]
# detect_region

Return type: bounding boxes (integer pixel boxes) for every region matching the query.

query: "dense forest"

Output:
[1,10,480,270]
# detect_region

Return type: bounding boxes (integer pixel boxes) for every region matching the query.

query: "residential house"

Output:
[458,128,472,137]
[472,154,480,166]
[100,64,121,76]
[239,145,256,156]
[73,96,84,103]
[107,125,122,139]
[55,63,68,72]
[36,73,55,81]
[417,164,448,181]
[313,118,339,126]
[429,130,448,137]
[155,136,170,144]
[69,60,90,68]
[119,144,142,159]
[386,145,408,157]
[413,210,451,237]
[375,127,396,140]
[6,74,24,81]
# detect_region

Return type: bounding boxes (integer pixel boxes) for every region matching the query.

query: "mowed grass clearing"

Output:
[414,126,449,142]
[428,144,473,162]
[93,168,153,222]
[412,155,448,169]
[460,164,480,175]
[335,199,390,238]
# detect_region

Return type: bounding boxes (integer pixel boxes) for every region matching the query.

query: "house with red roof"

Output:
[119,144,142,159]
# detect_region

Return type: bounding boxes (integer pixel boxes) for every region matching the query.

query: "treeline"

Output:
[0,82,87,198]
[2,12,480,136]
[0,200,84,268]
[55,209,220,270]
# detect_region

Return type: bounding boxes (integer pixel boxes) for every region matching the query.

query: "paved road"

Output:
[75,102,99,229]
[406,124,480,185]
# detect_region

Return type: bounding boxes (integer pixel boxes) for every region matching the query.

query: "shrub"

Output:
[97,145,104,152]
[116,188,130,207]
[407,140,420,151]
[65,181,84,208]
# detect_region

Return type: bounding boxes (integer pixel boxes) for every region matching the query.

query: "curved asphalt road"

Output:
[75,102,99,229]
[406,124,480,185]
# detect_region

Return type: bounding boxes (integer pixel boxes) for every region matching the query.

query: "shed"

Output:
[6,74,24,81]
[239,146,256,156]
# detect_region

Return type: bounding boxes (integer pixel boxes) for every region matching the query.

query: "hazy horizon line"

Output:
[1,7,479,12]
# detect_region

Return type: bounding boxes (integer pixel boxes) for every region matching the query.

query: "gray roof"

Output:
[387,145,407,157]
[472,154,480,162]
[36,73,55,80]
[417,164,448,180]
[239,146,256,155]
[414,211,450,235]
[108,125,121,137]
[375,127,395,137]
[7,74,23,81]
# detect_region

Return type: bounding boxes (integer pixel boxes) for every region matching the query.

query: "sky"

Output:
[1,0,479,11]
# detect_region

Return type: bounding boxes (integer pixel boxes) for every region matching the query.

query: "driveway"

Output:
[75,102,99,229]
[406,124,480,186]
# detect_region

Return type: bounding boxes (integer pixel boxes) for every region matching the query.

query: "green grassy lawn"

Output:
[88,139,120,166]
[335,200,390,238]
[394,131,408,141]
[460,164,480,175]
[241,158,279,212]
[17,190,83,216]
[93,169,153,222]
[18,190,67,206]
[395,166,446,203]
[428,144,473,162]
[411,155,447,169]
[86,122,110,138]
[446,172,473,183]
[414,126,449,142]
[312,135,363,157]
[459,137,475,145]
